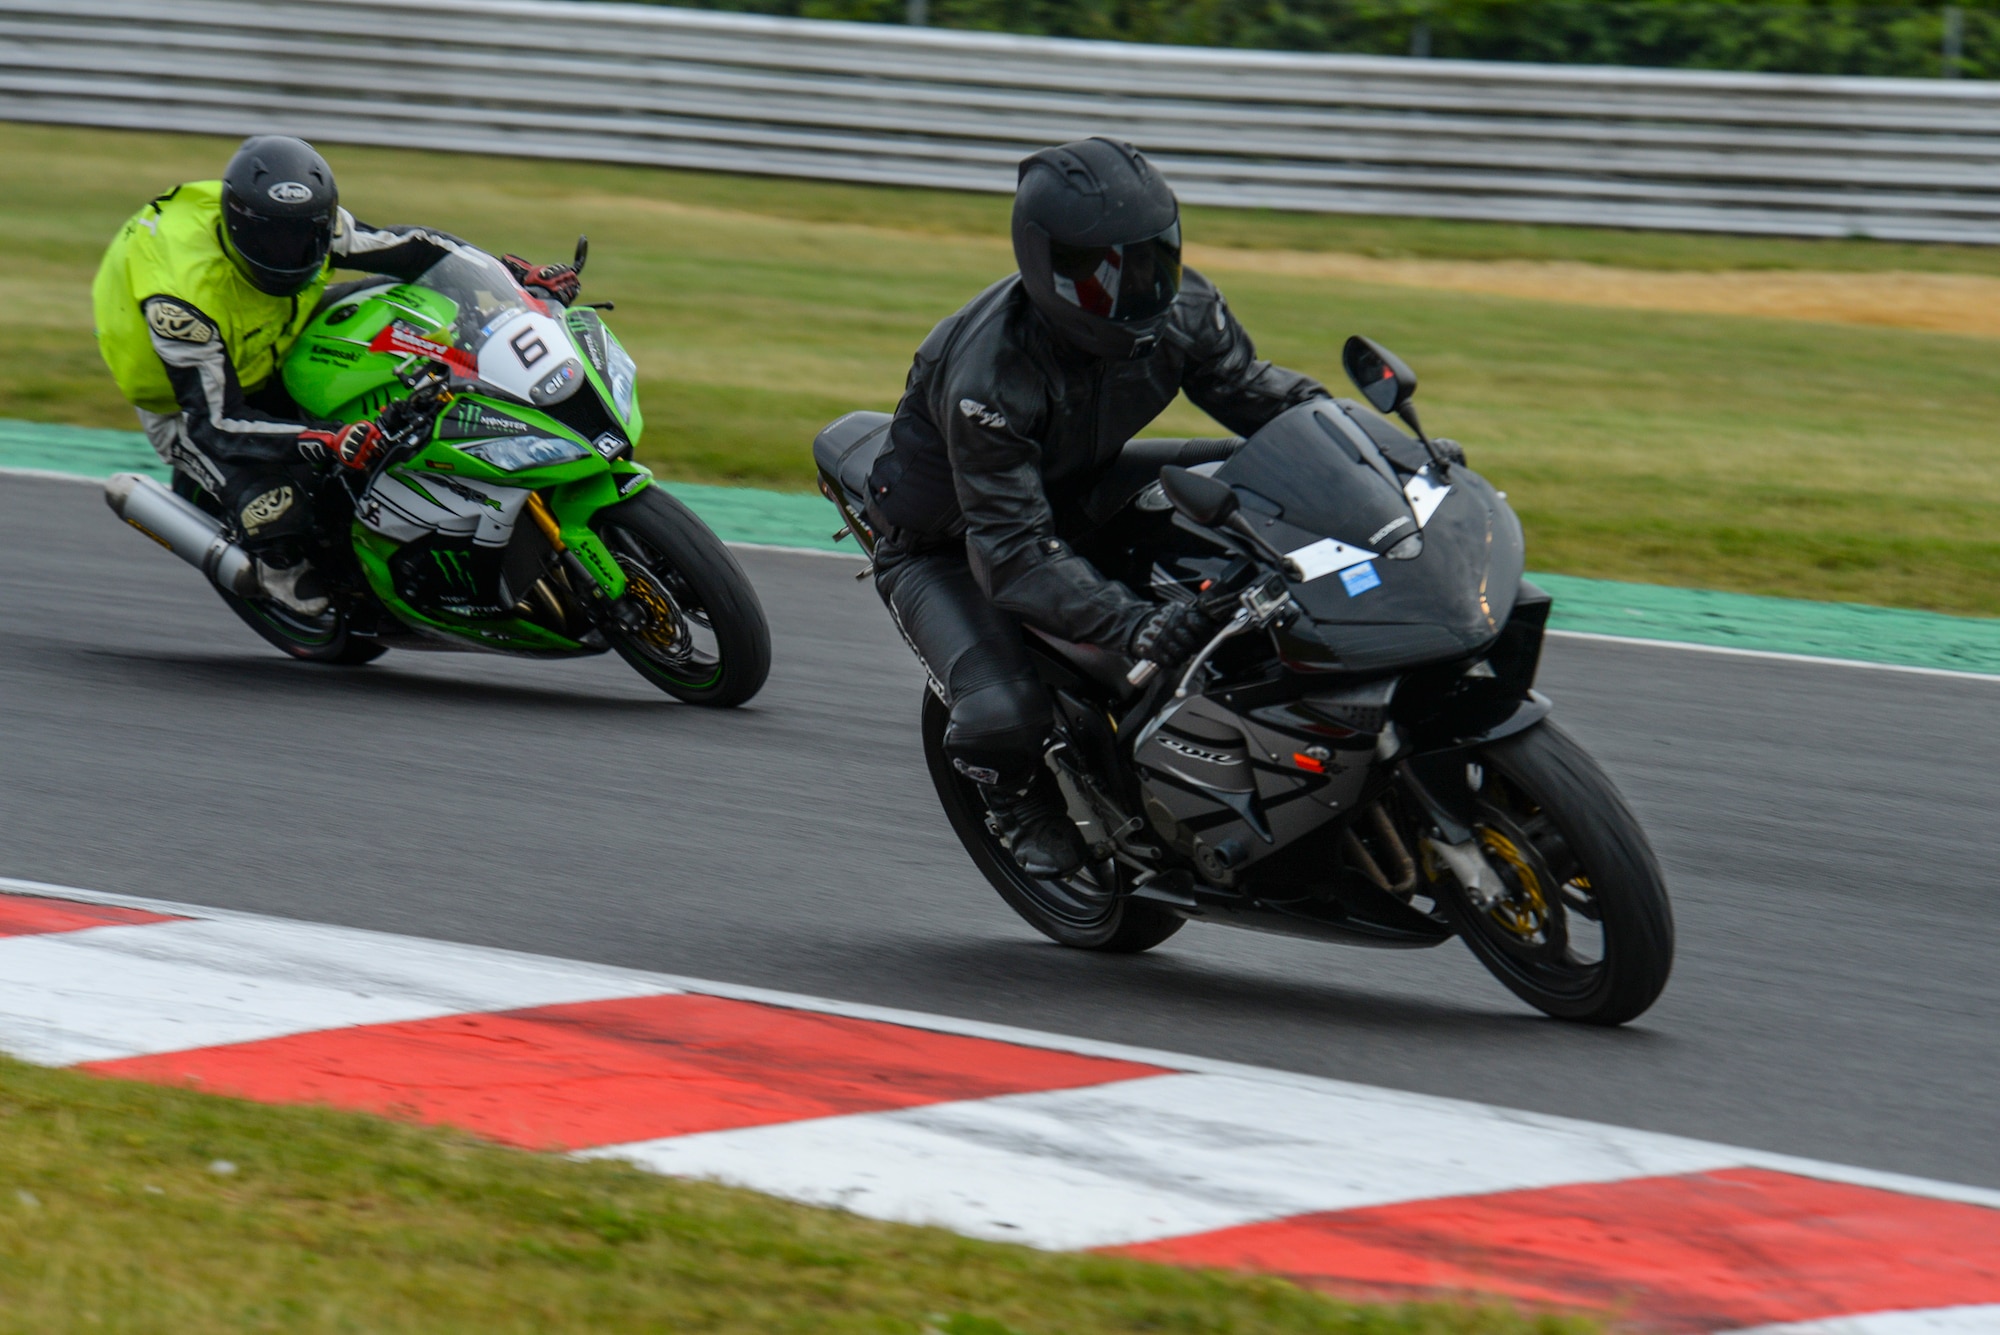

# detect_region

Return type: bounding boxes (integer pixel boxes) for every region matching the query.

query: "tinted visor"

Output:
[225,195,334,275]
[1047,220,1181,324]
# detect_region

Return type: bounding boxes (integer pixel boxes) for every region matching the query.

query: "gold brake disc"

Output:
[621,565,683,652]
[1478,826,1550,939]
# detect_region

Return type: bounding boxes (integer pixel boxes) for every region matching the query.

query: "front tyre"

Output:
[1431,722,1674,1026]
[171,470,384,666]
[592,487,771,707]
[922,689,1183,953]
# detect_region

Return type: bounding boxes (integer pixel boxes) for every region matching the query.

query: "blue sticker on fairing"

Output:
[1340,561,1382,596]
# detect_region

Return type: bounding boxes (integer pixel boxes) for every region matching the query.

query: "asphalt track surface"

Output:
[3,472,1996,1190]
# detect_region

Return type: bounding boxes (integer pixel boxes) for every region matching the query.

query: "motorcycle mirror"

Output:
[1342,335,1417,415]
[1158,465,1239,527]
[573,234,589,275]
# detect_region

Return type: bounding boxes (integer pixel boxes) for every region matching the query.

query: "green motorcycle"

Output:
[106,241,770,707]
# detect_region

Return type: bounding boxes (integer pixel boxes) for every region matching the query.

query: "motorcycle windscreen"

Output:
[417,251,587,408]
[1215,401,1523,670]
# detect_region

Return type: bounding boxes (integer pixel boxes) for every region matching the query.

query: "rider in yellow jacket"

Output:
[93,135,579,613]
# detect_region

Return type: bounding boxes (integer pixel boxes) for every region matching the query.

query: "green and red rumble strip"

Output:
[2,880,1996,1333]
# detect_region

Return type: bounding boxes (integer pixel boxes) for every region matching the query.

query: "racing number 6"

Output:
[509,325,549,369]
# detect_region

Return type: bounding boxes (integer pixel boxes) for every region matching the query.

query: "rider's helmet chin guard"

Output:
[1012,138,1183,361]
[220,135,339,298]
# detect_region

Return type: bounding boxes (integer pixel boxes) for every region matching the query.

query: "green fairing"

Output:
[280,258,653,655]
[287,284,458,421]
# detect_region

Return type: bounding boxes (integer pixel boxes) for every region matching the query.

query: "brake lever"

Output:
[1125,575,1298,692]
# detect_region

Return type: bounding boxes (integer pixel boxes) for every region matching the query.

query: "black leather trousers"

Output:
[874,436,1237,790]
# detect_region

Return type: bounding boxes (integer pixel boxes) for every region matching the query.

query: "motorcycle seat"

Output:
[813,411,892,506]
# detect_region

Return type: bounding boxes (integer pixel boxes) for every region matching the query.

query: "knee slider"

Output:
[944,676,1050,783]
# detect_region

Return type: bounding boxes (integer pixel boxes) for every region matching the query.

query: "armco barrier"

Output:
[5,0,2000,241]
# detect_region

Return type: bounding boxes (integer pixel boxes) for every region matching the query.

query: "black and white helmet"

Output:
[220,136,339,297]
[1011,138,1183,361]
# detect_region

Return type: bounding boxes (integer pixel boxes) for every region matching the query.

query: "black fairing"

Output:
[1213,400,1525,675]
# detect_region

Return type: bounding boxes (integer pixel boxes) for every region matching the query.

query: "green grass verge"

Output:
[10,121,2000,613]
[0,1056,1586,1334]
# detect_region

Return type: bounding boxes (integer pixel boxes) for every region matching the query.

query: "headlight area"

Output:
[457,436,591,471]
[605,332,638,422]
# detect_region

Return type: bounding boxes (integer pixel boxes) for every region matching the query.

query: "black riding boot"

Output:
[984,770,1088,878]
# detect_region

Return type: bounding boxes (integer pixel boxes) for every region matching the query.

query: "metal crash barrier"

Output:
[5,0,2000,241]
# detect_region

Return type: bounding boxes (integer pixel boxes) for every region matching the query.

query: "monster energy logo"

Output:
[444,400,528,439]
[431,549,474,588]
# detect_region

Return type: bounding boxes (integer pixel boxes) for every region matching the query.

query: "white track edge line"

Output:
[8,466,1993,680]
[0,466,865,561]
[1548,628,2000,683]
[8,873,1999,1213]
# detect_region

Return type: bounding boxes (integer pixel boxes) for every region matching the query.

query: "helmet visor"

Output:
[1047,221,1181,324]
[225,196,334,276]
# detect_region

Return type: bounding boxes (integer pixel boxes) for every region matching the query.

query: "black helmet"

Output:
[220,136,338,297]
[1012,138,1182,360]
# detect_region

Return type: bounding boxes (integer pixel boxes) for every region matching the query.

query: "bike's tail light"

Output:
[458,436,590,471]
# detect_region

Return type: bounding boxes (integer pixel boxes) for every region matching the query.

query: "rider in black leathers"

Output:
[867,138,1329,878]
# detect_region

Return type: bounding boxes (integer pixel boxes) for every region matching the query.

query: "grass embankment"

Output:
[9,121,2000,613]
[0,1057,1583,1334]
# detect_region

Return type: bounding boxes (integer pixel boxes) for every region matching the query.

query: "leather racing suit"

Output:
[92,179,473,550]
[866,267,1328,790]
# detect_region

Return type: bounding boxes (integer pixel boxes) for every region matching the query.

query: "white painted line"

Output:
[589,1070,1737,1249]
[1732,1306,2000,1335]
[0,909,674,1064]
[6,875,1999,1215]
[1547,628,2000,683]
[7,467,1993,679]
[724,539,863,560]
[0,465,104,487]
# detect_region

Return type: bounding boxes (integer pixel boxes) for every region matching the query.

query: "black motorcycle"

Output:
[814,338,1672,1025]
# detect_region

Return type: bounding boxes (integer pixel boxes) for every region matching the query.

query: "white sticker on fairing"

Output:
[1285,536,1377,583]
[475,310,584,407]
[358,469,529,548]
[1404,467,1451,527]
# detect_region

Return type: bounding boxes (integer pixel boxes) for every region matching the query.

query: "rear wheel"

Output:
[592,486,771,707]
[1427,722,1674,1025]
[922,689,1183,953]
[171,470,384,666]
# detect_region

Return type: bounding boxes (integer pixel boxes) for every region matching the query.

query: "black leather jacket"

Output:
[868,268,1328,648]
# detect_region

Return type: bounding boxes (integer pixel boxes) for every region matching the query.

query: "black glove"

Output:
[1432,437,1466,465]
[1127,599,1221,676]
[502,254,581,306]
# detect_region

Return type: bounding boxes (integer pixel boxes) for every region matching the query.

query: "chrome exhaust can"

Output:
[104,472,259,597]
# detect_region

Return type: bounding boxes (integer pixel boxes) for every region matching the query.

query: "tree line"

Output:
[641,0,1998,77]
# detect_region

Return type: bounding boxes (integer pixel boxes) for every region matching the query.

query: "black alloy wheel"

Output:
[1429,721,1674,1025]
[591,486,770,707]
[921,689,1184,953]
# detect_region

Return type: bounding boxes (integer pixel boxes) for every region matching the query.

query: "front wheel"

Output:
[592,486,771,707]
[1427,722,1674,1026]
[922,689,1183,953]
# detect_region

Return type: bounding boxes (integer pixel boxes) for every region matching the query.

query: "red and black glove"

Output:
[299,420,387,472]
[501,254,581,307]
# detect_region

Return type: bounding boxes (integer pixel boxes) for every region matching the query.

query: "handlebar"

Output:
[1125,573,1297,695]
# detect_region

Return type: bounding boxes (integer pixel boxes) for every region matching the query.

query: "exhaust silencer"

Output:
[104,472,260,597]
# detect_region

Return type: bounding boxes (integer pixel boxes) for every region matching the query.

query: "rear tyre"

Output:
[171,470,384,666]
[591,486,771,707]
[922,689,1183,953]
[1431,722,1674,1025]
